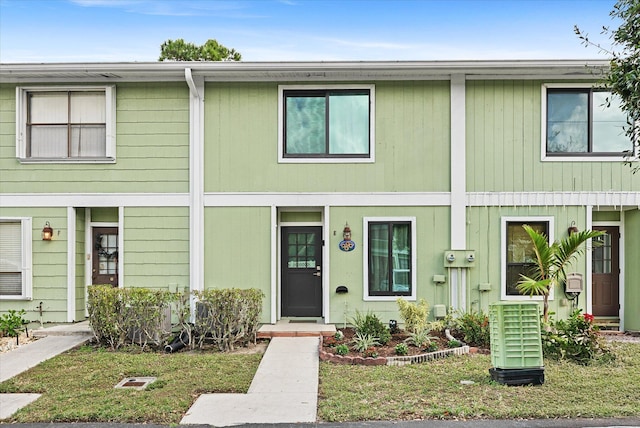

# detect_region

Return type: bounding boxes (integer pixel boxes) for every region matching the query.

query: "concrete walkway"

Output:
[0,321,93,420]
[0,320,331,425]
[180,336,320,425]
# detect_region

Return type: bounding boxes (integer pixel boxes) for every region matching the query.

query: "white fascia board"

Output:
[203,192,451,207]
[1,193,189,207]
[0,60,610,83]
[467,191,640,209]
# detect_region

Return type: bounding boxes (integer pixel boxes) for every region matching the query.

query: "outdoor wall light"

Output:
[568,221,579,236]
[42,222,53,241]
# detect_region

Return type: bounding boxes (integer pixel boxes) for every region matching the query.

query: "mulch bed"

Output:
[322,327,455,359]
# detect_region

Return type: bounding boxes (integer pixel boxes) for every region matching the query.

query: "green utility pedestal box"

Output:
[489,301,544,385]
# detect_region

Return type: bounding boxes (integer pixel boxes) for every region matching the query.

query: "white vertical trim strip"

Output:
[270,205,277,324]
[23,218,33,300]
[84,208,91,317]
[619,218,625,332]
[323,205,330,323]
[67,207,76,322]
[118,207,124,288]
[450,74,466,250]
[586,206,593,315]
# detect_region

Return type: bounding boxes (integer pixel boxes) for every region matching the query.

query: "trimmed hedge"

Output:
[87,285,263,352]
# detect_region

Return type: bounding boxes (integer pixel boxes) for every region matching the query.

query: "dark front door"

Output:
[93,227,118,287]
[592,226,619,317]
[281,226,322,317]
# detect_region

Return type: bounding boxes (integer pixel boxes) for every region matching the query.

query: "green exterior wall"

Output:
[122,207,189,289]
[204,81,451,193]
[0,207,69,323]
[0,83,189,194]
[74,208,86,321]
[204,207,272,323]
[466,205,588,319]
[466,80,640,193]
[624,209,640,331]
[327,206,450,325]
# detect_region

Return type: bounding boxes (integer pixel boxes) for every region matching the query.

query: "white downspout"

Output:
[185,68,205,315]
[450,74,467,312]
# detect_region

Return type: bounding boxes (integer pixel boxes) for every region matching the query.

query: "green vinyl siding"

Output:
[466,80,640,193]
[204,81,450,193]
[327,206,450,325]
[466,205,587,319]
[0,83,189,194]
[122,207,189,288]
[204,207,272,323]
[75,208,86,321]
[624,210,640,331]
[0,207,69,323]
[593,211,620,222]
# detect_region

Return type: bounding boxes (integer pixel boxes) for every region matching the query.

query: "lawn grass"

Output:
[0,345,263,424]
[2,341,639,424]
[318,342,640,422]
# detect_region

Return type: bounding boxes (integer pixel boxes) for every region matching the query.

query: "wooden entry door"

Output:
[592,226,619,317]
[281,226,322,317]
[92,227,118,287]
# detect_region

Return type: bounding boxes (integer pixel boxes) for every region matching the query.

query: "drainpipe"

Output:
[185,68,205,320]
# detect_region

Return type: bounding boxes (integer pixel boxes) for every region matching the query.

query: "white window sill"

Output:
[364,295,415,302]
[0,296,31,301]
[542,154,637,162]
[18,158,116,164]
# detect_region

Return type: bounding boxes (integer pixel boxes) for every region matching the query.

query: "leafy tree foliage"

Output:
[575,0,640,172]
[159,38,241,62]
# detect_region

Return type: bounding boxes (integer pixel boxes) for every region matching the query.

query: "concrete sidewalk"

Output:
[0,321,92,420]
[0,321,329,425]
[180,336,320,425]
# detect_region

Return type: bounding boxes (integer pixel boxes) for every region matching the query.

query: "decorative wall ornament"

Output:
[339,222,356,252]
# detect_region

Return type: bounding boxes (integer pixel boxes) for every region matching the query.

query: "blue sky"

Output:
[0,0,620,63]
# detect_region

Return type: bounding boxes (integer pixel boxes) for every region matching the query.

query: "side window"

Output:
[279,85,374,163]
[0,219,32,300]
[501,217,553,300]
[364,217,415,300]
[544,86,631,157]
[16,86,116,162]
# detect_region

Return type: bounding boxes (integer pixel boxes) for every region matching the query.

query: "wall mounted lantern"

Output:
[42,222,53,241]
[567,221,579,236]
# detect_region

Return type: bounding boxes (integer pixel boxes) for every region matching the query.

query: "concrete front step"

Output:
[257,322,336,339]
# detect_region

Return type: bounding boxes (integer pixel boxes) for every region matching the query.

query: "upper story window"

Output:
[16,86,116,163]
[543,84,633,160]
[501,216,553,301]
[279,85,375,163]
[0,218,32,300]
[364,217,416,301]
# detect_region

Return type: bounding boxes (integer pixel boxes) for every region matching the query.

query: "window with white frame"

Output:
[16,86,116,162]
[0,219,32,299]
[543,85,632,158]
[364,217,416,300]
[501,217,553,300]
[279,85,374,162]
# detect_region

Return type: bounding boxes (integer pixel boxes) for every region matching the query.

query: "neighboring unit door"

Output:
[281,226,322,317]
[92,227,118,287]
[592,226,619,317]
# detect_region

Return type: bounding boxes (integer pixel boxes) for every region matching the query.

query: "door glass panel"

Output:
[592,233,611,274]
[287,232,316,268]
[97,233,118,274]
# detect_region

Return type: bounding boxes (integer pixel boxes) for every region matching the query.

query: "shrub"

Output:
[396,298,429,333]
[87,285,176,350]
[0,309,27,339]
[452,310,490,348]
[351,332,380,353]
[350,310,391,345]
[394,342,409,355]
[447,339,463,348]
[404,327,436,348]
[194,288,263,351]
[541,309,613,365]
[335,344,349,355]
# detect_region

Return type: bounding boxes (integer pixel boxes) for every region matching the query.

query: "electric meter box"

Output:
[489,302,544,370]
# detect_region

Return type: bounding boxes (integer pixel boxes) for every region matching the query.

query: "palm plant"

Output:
[516,225,604,323]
